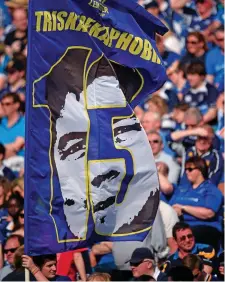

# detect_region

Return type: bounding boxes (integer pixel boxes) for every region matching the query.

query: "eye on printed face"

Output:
[54,91,88,238]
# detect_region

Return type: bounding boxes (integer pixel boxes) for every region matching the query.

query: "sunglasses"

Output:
[4,247,18,254]
[185,167,198,172]
[19,213,24,218]
[1,102,14,107]
[179,234,193,242]
[187,40,199,45]
[149,140,160,144]
[216,37,224,42]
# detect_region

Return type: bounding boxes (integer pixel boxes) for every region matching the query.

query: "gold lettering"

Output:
[129,37,143,55]
[89,23,105,37]
[35,11,43,32]
[98,26,110,46]
[75,15,87,31]
[65,12,77,30]
[151,49,157,63]
[57,11,67,31]
[76,17,96,32]
[140,39,153,61]
[43,11,52,32]
[51,11,57,31]
[116,32,133,51]
[108,28,120,47]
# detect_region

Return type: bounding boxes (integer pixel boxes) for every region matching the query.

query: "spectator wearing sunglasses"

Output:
[180,31,208,68]
[129,248,168,281]
[171,157,223,253]
[163,222,216,276]
[147,131,180,184]
[0,234,23,280]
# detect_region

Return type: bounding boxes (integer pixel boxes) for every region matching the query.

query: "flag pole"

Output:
[25,268,30,282]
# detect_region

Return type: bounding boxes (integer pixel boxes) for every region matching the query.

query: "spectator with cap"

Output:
[184,62,219,124]
[206,25,224,94]
[4,7,27,57]
[0,55,26,100]
[0,144,15,181]
[148,131,180,184]
[172,157,223,252]
[0,93,25,159]
[129,247,168,281]
[0,234,24,280]
[164,222,216,275]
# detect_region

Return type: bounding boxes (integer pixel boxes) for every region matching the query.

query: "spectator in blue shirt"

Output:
[0,93,25,158]
[184,62,219,123]
[180,31,208,68]
[206,25,224,93]
[171,156,223,252]
[163,222,216,275]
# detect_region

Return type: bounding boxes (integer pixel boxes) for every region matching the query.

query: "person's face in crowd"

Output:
[41,259,57,279]
[4,237,20,265]
[148,133,163,156]
[131,259,153,278]
[186,35,204,55]
[12,185,24,198]
[196,0,213,16]
[13,9,28,32]
[1,97,19,117]
[142,113,161,132]
[184,116,199,129]
[7,69,24,85]
[187,73,204,89]
[147,101,160,115]
[195,132,213,154]
[215,30,224,52]
[7,198,21,217]
[18,209,24,226]
[175,228,195,252]
[185,163,202,184]
[156,35,165,55]
[172,109,185,124]
[167,68,181,86]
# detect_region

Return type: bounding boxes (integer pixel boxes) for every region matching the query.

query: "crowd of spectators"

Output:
[0,0,224,281]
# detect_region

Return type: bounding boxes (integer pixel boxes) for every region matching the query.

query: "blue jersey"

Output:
[161,50,180,69]
[170,180,223,232]
[190,13,215,32]
[206,47,224,92]
[163,243,216,272]
[182,82,219,115]
[214,8,224,25]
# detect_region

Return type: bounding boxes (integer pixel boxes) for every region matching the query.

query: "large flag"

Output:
[25,0,168,255]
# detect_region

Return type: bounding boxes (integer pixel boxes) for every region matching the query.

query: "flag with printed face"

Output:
[25,0,168,255]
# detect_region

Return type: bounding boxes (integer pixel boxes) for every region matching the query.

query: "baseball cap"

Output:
[129,248,155,264]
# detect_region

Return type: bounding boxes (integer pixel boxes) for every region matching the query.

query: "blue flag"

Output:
[25,0,167,255]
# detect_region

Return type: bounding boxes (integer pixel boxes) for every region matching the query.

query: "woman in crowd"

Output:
[171,156,223,252]
[180,32,208,68]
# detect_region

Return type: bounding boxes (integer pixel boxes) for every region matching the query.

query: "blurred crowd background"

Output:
[0,0,224,281]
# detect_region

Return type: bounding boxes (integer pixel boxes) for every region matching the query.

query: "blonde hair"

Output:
[87,272,111,281]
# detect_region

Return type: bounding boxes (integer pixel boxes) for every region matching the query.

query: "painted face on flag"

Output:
[47,48,159,240]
